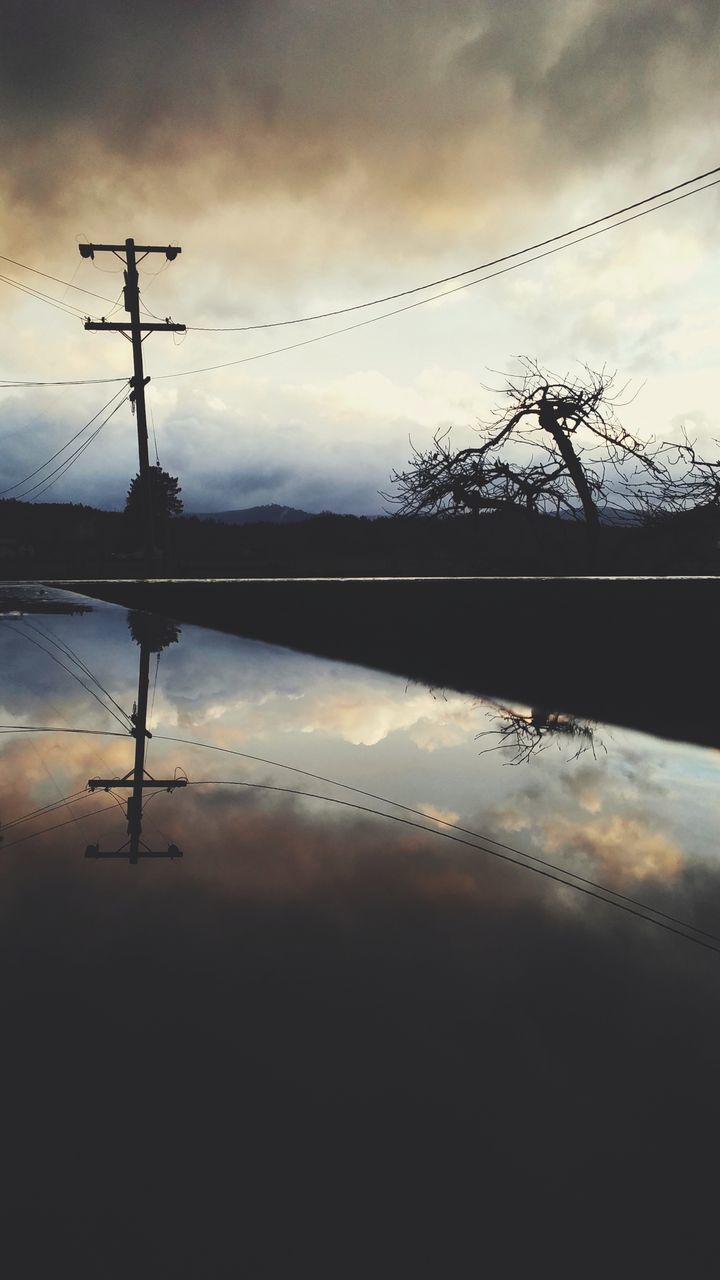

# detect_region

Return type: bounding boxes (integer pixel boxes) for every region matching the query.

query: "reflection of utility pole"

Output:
[85,628,186,863]
[79,239,184,568]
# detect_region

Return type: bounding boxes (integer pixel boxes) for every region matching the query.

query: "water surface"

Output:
[1,584,718,1274]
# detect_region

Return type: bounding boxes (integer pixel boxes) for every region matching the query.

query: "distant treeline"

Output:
[0,498,718,577]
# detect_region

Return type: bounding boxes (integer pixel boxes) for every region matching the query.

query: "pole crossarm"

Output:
[88,778,188,791]
[80,244,181,257]
[85,844,183,860]
[84,321,186,332]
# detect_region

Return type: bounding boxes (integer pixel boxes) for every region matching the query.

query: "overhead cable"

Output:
[0,726,130,737]
[0,386,128,498]
[0,272,88,320]
[2,166,718,387]
[0,253,117,305]
[187,163,720,332]
[20,401,126,502]
[0,375,128,388]
[156,176,720,381]
[1,804,119,850]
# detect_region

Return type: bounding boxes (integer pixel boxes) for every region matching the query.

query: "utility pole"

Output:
[79,239,185,569]
[84,627,186,863]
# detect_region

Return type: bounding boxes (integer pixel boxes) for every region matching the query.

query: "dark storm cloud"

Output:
[1,0,718,231]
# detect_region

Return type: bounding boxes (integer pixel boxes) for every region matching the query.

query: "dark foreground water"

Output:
[1,584,719,1276]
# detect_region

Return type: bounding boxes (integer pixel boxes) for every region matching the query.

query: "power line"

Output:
[0,270,164,327]
[2,167,712,391]
[2,162,718,390]
[0,252,117,305]
[0,272,89,320]
[0,252,168,322]
[0,375,127,388]
[79,236,185,565]
[0,726,130,737]
[156,176,720,381]
[188,780,720,956]
[21,403,124,502]
[148,384,160,465]
[0,386,128,499]
[187,163,720,332]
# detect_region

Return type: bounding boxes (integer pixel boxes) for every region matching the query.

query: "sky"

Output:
[0,0,719,514]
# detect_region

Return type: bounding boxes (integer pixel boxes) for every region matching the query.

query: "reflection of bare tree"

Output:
[478,702,604,766]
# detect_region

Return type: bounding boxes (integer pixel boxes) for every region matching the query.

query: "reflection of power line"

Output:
[85,622,185,862]
[149,727,718,948]
[0,718,711,944]
[188,780,720,956]
[1,788,94,837]
[1,803,119,850]
[0,718,712,943]
[6,623,134,731]
[20,617,134,729]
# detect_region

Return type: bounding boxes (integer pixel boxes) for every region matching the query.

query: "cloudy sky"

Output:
[1,0,719,513]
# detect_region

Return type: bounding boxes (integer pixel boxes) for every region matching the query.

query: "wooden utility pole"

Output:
[85,629,186,863]
[79,239,185,568]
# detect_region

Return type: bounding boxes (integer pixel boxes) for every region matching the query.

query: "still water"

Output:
[1,583,719,1274]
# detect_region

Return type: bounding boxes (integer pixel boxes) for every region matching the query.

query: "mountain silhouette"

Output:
[192,503,316,525]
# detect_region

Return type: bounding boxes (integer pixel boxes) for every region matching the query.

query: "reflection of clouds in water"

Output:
[2,764,720,1273]
[156,675,480,750]
[543,813,683,887]
[566,776,602,815]
[2,599,719,898]
[487,767,686,889]
[3,597,720,1270]
[418,802,461,826]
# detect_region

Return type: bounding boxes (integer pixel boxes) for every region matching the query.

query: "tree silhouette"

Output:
[125,467,183,536]
[387,359,665,529]
[632,427,720,520]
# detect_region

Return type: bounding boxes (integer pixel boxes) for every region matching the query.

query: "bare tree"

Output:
[477,702,603,766]
[628,427,720,521]
[386,359,666,528]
